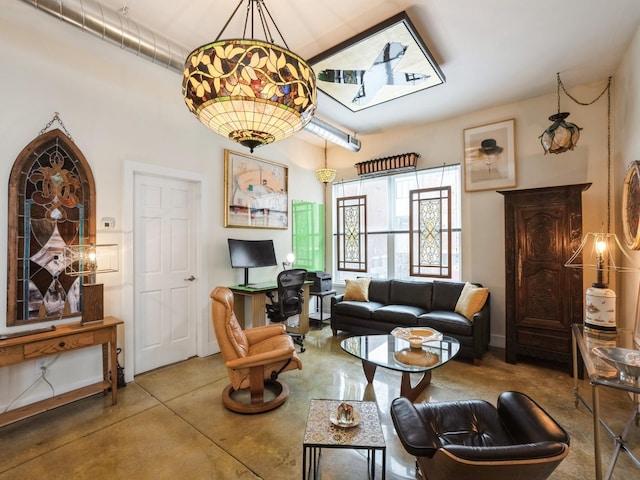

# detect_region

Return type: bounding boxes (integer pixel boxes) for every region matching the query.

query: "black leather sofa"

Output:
[331,279,490,364]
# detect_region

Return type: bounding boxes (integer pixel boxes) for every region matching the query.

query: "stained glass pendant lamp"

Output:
[540,73,582,154]
[182,0,317,152]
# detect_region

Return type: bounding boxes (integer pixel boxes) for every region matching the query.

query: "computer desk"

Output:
[228,282,310,336]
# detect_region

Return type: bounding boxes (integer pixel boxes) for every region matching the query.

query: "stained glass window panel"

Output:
[336,195,367,272]
[410,187,451,278]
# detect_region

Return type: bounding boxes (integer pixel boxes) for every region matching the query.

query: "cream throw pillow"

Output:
[344,278,371,302]
[455,282,489,321]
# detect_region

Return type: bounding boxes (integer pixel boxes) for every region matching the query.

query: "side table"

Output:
[303,399,386,479]
[571,324,640,480]
[308,290,336,328]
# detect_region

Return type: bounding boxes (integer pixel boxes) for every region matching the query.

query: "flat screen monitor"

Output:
[228,238,277,286]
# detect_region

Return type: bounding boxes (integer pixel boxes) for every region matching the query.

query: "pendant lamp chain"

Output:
[557,74,612,232]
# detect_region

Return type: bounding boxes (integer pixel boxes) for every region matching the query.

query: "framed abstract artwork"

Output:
[463,119,516,192]
[224,150,289,229]
[308,11,445,112]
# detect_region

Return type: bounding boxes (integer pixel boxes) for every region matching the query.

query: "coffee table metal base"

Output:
[304,446,383,480]
[363,360,432,402]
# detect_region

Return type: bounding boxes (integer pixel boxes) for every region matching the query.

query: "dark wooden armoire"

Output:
[499,184,590,366]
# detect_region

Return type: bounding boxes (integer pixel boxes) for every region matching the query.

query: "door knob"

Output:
[184,275,196,281]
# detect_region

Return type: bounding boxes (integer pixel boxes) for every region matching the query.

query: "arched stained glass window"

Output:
[7,129,95,326]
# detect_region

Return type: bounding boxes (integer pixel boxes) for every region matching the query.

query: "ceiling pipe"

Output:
[18,0,361,151]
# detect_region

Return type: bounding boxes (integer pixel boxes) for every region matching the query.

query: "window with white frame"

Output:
[332,164,461,283]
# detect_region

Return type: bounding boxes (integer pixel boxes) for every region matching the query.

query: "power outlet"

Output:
[36,358,47,375]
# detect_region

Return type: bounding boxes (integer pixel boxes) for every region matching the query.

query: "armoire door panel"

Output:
[519,208,565,264]
[519,268,564,327]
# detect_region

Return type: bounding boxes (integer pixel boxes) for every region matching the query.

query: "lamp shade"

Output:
[182,39,317,152]
[564,232,636,276]
[315,167,336,183]
[540,112,582,154]
[64,244,119,276]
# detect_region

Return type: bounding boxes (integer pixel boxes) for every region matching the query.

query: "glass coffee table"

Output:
[340,334,460,401]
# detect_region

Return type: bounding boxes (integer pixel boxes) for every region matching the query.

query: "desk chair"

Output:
[266,268,307,352]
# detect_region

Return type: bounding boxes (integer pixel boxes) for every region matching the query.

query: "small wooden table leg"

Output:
[102,343,109,396]
[400,371,432,402]
[362,360,377,384]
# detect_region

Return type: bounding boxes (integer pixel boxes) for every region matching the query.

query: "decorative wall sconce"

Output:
[64,244,119,324]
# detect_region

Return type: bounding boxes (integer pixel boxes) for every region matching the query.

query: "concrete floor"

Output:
[1,324,638,479]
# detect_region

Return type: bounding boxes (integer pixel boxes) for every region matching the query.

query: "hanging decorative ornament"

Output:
[540,112,582,154]
[182,0,317,152]
[316,140,336,183]
[540,73,582,154]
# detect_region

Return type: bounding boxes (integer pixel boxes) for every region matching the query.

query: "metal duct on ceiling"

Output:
[19,0,361,151]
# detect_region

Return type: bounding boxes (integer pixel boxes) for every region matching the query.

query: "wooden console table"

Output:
[0,316,123,427]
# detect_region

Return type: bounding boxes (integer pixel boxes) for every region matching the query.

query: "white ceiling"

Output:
[99,0,640,140]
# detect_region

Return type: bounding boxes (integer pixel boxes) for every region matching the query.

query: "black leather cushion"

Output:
[431,280,465,311]
[390,397,437,458]
[368,279,390,305]
[415,399,512,448]
[497,391,570,445]
[444,442,568,461]
[333,301,384,319]
[372,305,427,326]
[419,311,473,336]
[389,280,432,310]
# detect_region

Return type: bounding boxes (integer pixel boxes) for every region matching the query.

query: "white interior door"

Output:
[134,173,198,374]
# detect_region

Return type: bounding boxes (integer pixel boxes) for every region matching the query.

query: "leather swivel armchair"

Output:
[210,286,302,414]
[390,391,570,480]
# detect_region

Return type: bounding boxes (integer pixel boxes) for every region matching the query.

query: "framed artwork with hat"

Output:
[463,119,516,191]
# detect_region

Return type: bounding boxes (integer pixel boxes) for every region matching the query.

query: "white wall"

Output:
[614,24,640,345]
[328,80,611,349]
[0,3,324,411]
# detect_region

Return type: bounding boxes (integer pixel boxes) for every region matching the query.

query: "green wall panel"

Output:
[292,201,324,271]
